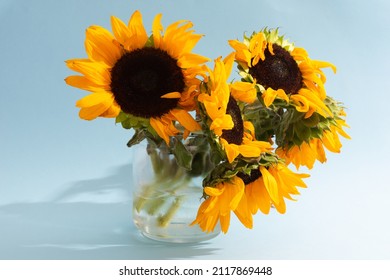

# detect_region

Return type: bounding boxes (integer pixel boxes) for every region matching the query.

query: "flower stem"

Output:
[157,196,184,228]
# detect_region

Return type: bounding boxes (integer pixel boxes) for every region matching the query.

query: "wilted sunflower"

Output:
[192,162,309,233]
[65,10,210,143]
[198,54,272,163]
[229,28,335,119]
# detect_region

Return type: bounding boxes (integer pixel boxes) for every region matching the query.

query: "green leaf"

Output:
[172,139,193,171]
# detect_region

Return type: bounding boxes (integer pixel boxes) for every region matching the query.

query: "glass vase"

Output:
[131,139,220,243]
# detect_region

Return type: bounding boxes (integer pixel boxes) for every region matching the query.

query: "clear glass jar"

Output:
[132,139,220,243]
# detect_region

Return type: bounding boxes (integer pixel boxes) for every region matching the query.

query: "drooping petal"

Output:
[262,88,288,107]
[260,166,279,205]
[170,109,201,132]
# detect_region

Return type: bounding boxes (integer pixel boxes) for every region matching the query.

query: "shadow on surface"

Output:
[0,163,220,260]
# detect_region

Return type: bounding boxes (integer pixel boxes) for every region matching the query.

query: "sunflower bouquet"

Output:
[65,11,349,235]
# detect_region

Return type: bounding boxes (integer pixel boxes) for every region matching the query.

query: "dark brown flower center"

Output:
[221,96,244,145]
[110,47,185,118]
[237,168,262,185]
[249,44,303,94]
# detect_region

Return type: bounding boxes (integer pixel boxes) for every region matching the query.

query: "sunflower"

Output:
[198,54,273,163]
[192,162,309,233]
[65,10,210,144]
[229,28,336,119]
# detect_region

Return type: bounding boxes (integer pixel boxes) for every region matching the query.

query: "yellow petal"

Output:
[150,118,170,144]
[238,144,261,158]
[204,186,224,197]
[220,212,231,233]
[261,87,289,105]
[152,13,163,48]
[312,60,337,73]
[170,109,201,132]
[177,53,210,68]
[299,88,333,118]
[66,59,111,86]
[230,81,257,104]
[290,94,310,113]
[260,166,279,205]
[78,100,112,120]
[111,16,130,45]
[100,103,121,118]
[228,40,252,65]
[322,130,341,153]
[161,92,181,99]
[223,52,235,78]
[65,75,105,91]
[254,179,272,214]
[313,138,327,163]
[228,177,245,209]
[220,139,240,163]
[249,32,267,66]
[76,91,113,108]
[127,10,148,49]
[85,25,121,65]
[209,115,234,135]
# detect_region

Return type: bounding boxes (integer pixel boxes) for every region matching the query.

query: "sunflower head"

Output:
[228,28,350,169]
[198,55,273,164]
[65,10,210,144]
[193,152,309,233]
[275,96,351,169]
[229,28,336,118]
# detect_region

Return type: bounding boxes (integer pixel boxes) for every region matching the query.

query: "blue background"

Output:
[1,0,389,259]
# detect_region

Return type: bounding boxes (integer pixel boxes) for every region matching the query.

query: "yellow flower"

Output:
[229,29,336,119]
[199,54,272,163]
[65,10,209,144]
[192,163,309,233]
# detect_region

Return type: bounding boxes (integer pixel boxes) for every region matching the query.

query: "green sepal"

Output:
[115,111,129,124]
[302,113,320,128]
[144,35,154,47]
[294,121,311,141]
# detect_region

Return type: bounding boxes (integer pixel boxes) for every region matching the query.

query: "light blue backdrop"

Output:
[1,0,389,259]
